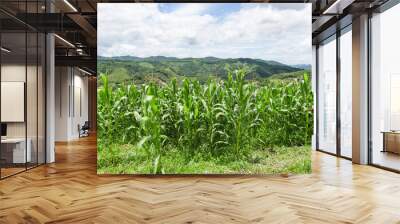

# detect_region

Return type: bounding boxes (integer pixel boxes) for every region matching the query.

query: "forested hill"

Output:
[97,56,305,85]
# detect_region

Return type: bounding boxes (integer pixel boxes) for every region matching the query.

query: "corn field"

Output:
[97,69,313,165]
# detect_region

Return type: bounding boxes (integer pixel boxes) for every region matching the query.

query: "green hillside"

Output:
[97,56,305,85]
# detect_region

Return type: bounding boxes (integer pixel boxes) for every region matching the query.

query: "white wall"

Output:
[55,66,70,141]
[71,72,89,138]
[55,67,89,141]
[1,65,37,138]
[1,63,46,164]
[1,65,27,143]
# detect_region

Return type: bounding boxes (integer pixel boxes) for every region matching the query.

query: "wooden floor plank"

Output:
[1,135,400,223]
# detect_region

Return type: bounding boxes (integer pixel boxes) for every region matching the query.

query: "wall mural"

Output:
[97,3,313,174]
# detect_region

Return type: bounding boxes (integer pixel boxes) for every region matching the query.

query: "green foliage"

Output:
[97,68,313,174]
[97,56,302,86]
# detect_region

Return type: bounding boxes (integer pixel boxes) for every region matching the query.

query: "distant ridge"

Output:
[97,56,303,84]
[291,64,311,70]
[98,55,291,66]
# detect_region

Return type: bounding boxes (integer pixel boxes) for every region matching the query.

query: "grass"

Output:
[97,144,311,174]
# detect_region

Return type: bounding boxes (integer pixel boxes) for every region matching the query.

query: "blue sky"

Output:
[98,3,311,65]
[158,3,242,18]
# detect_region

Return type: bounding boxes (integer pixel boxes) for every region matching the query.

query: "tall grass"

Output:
[98,69,313,168]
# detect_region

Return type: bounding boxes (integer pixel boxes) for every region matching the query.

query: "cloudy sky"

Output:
[98,3,311,65]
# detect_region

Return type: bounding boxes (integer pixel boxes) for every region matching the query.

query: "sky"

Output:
[98,3,311,65]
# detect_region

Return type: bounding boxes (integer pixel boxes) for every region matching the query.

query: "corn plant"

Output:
[97,68,313,161]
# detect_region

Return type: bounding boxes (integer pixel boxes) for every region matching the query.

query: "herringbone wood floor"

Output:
[1,135,400,223]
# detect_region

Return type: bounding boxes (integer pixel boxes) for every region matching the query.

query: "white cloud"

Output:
[98,3,311,65]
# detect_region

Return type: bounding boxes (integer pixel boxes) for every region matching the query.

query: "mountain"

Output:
[97,56,302,85]
[291,64,311,70]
